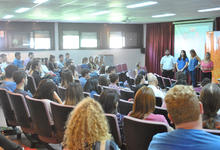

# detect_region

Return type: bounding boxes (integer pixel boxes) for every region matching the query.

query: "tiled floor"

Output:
[0,105,62,150]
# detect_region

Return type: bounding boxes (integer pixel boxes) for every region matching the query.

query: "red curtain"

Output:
[145,22,174,75]
[216,17,220,31]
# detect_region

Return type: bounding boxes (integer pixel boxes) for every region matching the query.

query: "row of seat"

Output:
[154,74,176,89]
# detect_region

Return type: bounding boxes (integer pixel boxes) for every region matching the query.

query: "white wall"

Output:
[4,48,145,70]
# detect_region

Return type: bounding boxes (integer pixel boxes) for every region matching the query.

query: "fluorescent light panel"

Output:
[3,15,14,19]
[90,11,110,16]
[15,8,30,13]
[198,7,220,12]
[126,1,158,8]
[33,0,48,4]
[152,13,176,18]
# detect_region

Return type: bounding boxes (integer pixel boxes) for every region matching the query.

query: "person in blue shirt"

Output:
[84,77,99,98]
[79,68,90,88]
[149,85,220,150]
[13,70,32,97]
[0,65,18,92]
[176,50,189,74]
[188,49,201,87]
[57,54,65,70]
[12,52,23,69]
[80,57,90,70]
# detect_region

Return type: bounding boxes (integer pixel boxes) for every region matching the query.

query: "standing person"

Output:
[201,52,214,81]
[188,49,201,87]
[12,52,23,69]
[149,85,220,150]
[88,56,96,70]
[160,50,175,79]
[94,56,99,69]
[176,50,189,74]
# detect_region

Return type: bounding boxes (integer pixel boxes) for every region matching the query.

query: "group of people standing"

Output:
[160,49,214,87]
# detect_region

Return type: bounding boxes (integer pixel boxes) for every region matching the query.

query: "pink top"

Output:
[128,113,168,124]
[144,113,168,124]
[201,61,213,73]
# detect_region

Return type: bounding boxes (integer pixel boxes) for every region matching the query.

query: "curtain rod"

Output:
[173,19,215,25]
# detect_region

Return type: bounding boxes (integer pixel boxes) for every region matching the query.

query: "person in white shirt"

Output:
[147,73,165,99]
[160,50,175,79]
[0,54,9,73]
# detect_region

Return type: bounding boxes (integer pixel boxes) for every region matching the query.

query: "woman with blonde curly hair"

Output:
[63,97,119,150]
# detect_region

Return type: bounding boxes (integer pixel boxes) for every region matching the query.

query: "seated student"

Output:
[80,57,90,70]
[29,59,42,87]
[63,82,84,106]
[61,69,73,89]
[40,58,55,78]
[48,55,59,72]
[84,77,99,98]
[109,73,121,94]
[106,66,116,80]
[13,70,32,97]
[12,52,23,69]
[200,83,220,129]
[171,71,187,87]
[134,74,145,95]
[99,89,124,142]
[34,79,62,104]
[194,78,211,93]
[68,64,79,80]
[79,68,90,88]
[147,73,165,99]
[129,86,168,124]
[0,54,9,73]
[57,54,65,70]
[63,98,119,150]
[0,65,18,92]
[99,65,106,75]
[149,85,220,150]
[98,75,109,86]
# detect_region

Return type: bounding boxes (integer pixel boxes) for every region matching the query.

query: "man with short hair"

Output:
[109,73,121,94]
[79,68,90,88]
[149,85,220,150]
[12,52,23,69]
[160,50,175,79]
[65,53,70,63]
[0,65,18,92]
[147,73,165,99]
[57,54,64,70]
[13,70,32,97]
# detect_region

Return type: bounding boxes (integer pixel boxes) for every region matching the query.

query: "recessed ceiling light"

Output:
[33,0,48,4]
[152,13,176,18]
[90,11,110,16]
[15,8,30,13]
[3,15,14,19]
[126,1,158,8]
[198,7,220,12]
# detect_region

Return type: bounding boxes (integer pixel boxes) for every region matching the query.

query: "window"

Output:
[109,32,125,48]
[0,30,5,49]
[124,32,138,47]
[80,32,97,48]
[8,31,32,49]
[33,31,51,49]
[62,31,79,49]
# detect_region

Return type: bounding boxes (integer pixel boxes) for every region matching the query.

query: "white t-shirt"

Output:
[160,55,175,70]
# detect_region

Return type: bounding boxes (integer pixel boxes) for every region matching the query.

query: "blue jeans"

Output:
[189,70,196,87]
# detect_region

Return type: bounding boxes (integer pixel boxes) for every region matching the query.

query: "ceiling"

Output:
[0,0,220,23]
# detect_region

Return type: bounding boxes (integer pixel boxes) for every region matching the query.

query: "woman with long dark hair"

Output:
[188,49,201,87]
[176,50,189,74]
